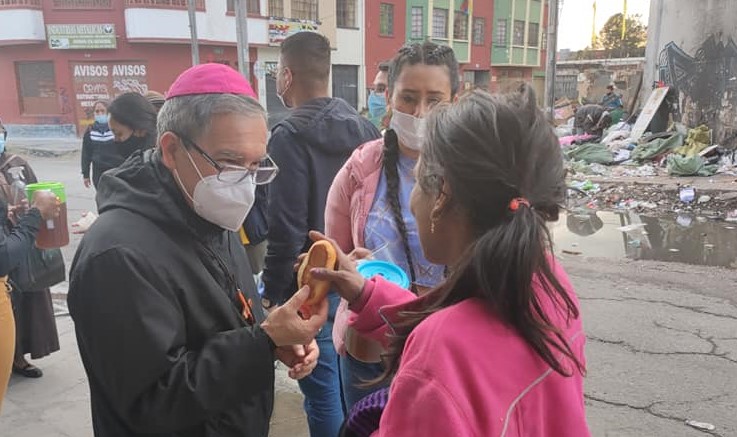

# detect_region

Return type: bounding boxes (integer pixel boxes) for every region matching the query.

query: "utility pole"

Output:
[544,0,560,118]
[235,0,250,80]
[187,0,200,65]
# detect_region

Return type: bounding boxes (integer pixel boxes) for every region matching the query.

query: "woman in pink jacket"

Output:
[325,41,460,411]
[313,86,591,436]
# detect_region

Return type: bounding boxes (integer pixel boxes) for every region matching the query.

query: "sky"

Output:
[557,0,651,51]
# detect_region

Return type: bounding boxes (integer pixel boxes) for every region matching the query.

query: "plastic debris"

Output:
[726,210,737,223]
[698,195,712,204]
[685,420,716,432]
[571,180,601,194]
[617,224,646,232]
[680,187,696,203]
[667,154,718,177]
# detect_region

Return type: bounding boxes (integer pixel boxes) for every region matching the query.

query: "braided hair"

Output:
[383,42,460,293]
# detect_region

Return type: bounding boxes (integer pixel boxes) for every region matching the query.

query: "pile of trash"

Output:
[567,179,737,219]
[558,111,737,178]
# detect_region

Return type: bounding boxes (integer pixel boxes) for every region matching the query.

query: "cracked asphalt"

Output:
[1,153,735,436]
[565,255,737,437]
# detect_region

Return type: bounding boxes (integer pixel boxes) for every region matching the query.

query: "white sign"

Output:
[630,87,670,141]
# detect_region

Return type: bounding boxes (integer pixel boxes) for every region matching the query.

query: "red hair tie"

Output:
[509,198,531,212]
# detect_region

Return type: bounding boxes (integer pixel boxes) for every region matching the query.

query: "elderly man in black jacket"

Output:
[68,63,327,437]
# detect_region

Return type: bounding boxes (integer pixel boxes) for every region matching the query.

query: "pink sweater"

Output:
[325,139,386,354]
[348,262,590,437]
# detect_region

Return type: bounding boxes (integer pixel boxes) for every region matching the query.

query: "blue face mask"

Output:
[368,92,387,118]
[94,114,109,124]
[0,136,5,154]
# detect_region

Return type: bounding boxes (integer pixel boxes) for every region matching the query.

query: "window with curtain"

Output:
[291,0,317,21]
[337,0,356,28]
[528,22,539,47]
[410,6,423,39]
[495,19,507,46]
[269,0,284,17]
[472,17,485,45]
[227,0,260,14]
[513,20,525,45]
[453,11,468,40]
[379,3,394,36]
[432,8,448,39]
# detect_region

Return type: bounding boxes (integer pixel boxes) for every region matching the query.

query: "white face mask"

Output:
[174,149,256,232]
[390,110,426,151]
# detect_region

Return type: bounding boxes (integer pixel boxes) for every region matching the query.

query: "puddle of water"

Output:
[551,210,737,269]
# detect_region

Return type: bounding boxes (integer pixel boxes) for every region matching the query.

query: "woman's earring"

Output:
[430,219,437,234]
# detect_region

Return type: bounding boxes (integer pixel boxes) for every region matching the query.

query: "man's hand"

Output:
[83,178,92,189]
[275,339,319,380]
[261,285,327,347]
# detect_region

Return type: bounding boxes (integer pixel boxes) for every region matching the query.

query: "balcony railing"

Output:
[0,0,42,8]
[53,0,112,8]
[125,0,205,10]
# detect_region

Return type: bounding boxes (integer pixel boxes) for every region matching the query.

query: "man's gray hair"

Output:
[157,94,266,144]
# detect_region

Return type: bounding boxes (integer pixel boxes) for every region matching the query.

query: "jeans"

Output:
[298,291,344,437]
[339,352,389,413]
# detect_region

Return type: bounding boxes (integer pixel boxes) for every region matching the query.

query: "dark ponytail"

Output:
[382,129,418,291]
[378,86,584,383]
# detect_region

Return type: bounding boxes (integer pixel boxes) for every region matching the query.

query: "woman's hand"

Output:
[83,178,92,189]
[304,231,367,305]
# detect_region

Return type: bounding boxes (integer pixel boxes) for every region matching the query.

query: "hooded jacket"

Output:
[82,125,153,187]
[68,150,275,437]
[262,97,380,304]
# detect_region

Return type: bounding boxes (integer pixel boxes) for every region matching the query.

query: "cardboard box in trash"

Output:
[554,98,575,125]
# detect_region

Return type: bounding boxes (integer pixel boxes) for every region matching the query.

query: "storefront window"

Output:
[16,61,60,115]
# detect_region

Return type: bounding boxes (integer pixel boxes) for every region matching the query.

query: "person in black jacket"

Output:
[0,192,59,411]
[68,63,327,437]
[262,32,381,437]
[81,100,116,189]
[93,92,157,188]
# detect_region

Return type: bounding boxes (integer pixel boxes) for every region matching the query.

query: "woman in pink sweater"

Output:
[326,41,459,411]
[311,86,591,436]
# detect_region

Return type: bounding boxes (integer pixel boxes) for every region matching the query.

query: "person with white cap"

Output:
[68,63,327,437]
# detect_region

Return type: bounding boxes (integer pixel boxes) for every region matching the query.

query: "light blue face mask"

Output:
[368,92,387,118]
[0,136,5,154]
[94,114,109,124]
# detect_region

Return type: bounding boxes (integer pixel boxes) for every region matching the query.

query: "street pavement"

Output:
[1,152,736,437]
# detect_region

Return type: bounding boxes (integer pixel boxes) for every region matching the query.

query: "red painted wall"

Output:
[468,0,494,70]
[0,2,248,135]
[365,0,406,90]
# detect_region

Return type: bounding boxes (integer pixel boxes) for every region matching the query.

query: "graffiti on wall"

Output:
[658,35,737,146]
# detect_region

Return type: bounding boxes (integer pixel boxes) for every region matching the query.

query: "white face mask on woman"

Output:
[174,148,257,232]
[390,109,426,151]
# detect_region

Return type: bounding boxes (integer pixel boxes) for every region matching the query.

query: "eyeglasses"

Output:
[175,133,279,185]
